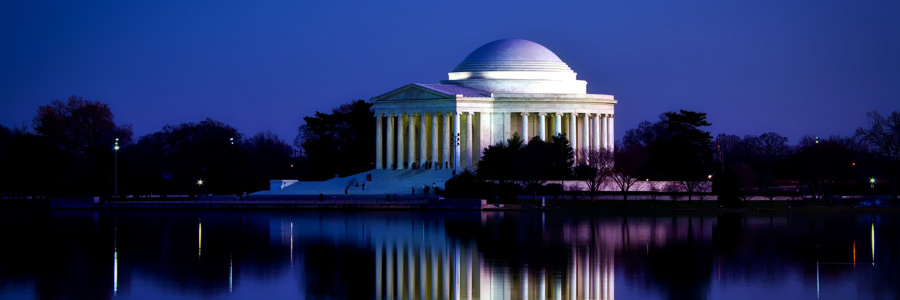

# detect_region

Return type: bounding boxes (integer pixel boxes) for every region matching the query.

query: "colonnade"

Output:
[376,111,614,170]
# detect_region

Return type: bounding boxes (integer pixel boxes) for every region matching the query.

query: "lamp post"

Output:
[114,138,119,199]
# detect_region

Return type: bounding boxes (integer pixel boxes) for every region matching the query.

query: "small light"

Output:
[290,164,294,168]
[114,146,120,151]
[708,174,713,180]
[852,162,856,166]
[197,179,204,186]
[870,178,876,184]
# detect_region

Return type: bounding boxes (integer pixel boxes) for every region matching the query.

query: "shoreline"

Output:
[2,197,899,213]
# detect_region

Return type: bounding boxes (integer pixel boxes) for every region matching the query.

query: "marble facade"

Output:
[371,39,617,171]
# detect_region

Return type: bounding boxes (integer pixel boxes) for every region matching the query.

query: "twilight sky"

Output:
[2,0,898,145]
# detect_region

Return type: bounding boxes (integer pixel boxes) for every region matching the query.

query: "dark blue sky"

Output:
[2,0,898,145]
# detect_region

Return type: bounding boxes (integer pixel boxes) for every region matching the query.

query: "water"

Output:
[0,210,897,300]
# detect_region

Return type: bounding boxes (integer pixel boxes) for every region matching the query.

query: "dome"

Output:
[442,39,586,94]
[460,39,563,63]
[452,39,573,73]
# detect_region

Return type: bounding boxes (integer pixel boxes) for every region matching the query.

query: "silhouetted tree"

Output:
[127,119,243,197]
[575,149,613,202]
[0,125,66,197]
[856,110,900,202]
[476,133,523,183]
[622,110,714,181]
[786,135,856,201]
[743,132,790,191]
[244,131,297,192]
[296,100,375,179]
[24,96,133,196]
[614,139,650,201]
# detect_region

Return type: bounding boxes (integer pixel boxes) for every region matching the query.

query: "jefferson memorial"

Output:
[371,39,617,171]
[262,39,616,195]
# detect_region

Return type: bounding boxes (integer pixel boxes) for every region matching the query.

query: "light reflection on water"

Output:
[0,210,897,299]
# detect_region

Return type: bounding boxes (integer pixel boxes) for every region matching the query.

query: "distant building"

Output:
[371,39,617,171]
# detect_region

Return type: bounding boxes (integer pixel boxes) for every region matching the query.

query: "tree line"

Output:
[2,96,897,203]
[0,97,375,198]
[451,109,900,206]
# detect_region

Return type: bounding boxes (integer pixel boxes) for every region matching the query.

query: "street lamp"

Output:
[114,138,119,198]
[870,177,876,189]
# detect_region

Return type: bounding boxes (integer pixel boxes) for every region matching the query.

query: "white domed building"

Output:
[371,39,616,171]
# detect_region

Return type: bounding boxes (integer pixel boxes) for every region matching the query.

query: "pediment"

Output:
[372,84,455,102]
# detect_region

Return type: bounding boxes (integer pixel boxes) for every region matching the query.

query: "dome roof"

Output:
[460,39,563,63]
[452,39,573,73]
[443,39,586,94]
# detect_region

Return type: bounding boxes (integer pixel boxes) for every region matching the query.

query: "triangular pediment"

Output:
[371,84,456,102]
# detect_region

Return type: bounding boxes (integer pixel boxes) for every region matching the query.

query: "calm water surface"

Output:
[0,210,898,300]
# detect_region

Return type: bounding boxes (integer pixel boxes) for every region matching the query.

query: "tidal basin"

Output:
[0,210,897,300]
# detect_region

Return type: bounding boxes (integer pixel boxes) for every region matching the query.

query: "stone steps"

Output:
[255,169,455,196]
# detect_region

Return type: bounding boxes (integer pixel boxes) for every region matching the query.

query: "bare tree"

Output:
[696,181,712,202]
[664,182,683,201]
[611,173,639,201]
[648,181,660,203]
[575,149,614,202]
[856,110,900,202]
[678,180,705,202]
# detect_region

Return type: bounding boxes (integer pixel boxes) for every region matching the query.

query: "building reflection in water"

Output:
[79,211,899,299]
[372,228,615,299]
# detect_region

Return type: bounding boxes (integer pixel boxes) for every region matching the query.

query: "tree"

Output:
[33,96,133,156]
[713,167,744,208]
[244,131,297,192]
[127,119,244,197]
[476,133,523,183]
[519,135,574,187]
[787,135,855,202]
[743,132,790,191]
[574,149,613,202]
[29,96,132,196]
[297,100,375,179]
[622,110,714,181]
[611,144,646,201]
[0,125,65,197]
[856,110,900,202]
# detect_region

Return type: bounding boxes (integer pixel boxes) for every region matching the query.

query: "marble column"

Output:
[568,113,577,157]
[554,113,562,137]
[453,112,461,170]
[521,113,529,142]
[398,114,406,170]
[608,114,615,151]
[599,114,607,150]
[376,114,383,169]
[581,113,590,153]
[420,113,427,168]
[465,112,473,170]
[592,114,601,151]
[432,113,439,168]
[538,113,547,141]
[387,114,395,170]
[409,113,416,168]
[443,113,451,169]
